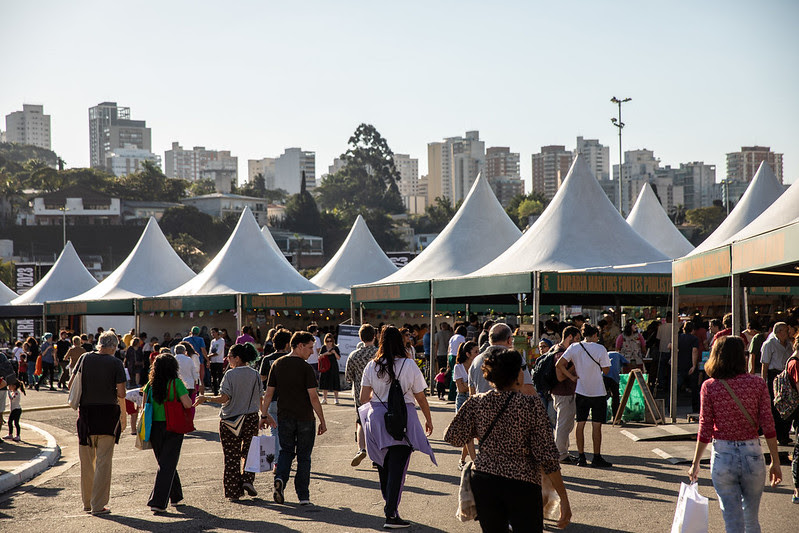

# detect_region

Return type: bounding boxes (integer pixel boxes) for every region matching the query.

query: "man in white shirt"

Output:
[760,322,793,444]
[307,324,321,384]
[208,328,226,395]
[174,344,199,401]
[556,323,612,468]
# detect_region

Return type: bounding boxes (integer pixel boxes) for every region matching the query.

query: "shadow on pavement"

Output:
[0,485,64,519]
[313,470,449,497]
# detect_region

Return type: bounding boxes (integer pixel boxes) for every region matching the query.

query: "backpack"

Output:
[318,353,331,373]
[532,346,560,396]
[773,354,799,420]
[383,359,409,442]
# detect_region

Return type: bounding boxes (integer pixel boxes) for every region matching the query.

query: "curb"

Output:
[0,423,61,494]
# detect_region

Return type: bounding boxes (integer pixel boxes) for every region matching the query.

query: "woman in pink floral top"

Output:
[688,336,781,532]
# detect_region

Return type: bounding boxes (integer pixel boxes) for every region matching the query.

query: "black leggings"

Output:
[8,409,21,436]
[471,470,543,533]
[377,445,412,519]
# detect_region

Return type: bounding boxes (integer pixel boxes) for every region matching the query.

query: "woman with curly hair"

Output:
[142,352,193,513]
[445,349,571,532]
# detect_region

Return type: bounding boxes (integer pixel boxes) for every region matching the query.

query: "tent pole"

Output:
[359,303,364,325]
[134,300,140,336]
[670,286,680,423]
[743,286,750,334]
[429,286,436,396]
[532,272,541,353]
[350,298,356,325]
[236,294,243,335]
[731,274,742,336]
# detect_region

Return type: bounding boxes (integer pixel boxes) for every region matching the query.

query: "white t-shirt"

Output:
[448,334,466,356]
[209,337,225,363]
[308,336,321,364]
[12,346,23,362]
[656,322,672,353]
[561,341,611,398]
[176,353,199,391]
[453,363,468,384]
[361,357,427,404]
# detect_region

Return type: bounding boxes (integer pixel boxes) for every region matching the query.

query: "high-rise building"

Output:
[484,147,523,207]
[427,131,484,205]
[89,102,151,171]
[248,157,276,186]
[164,142,238,182]
[106,146,161,177]
[574,136,609,181]
[274,148,316,194]
[531,145,573,201]
[613,149,660,214]
[726,146,783,183]
[393,153,426,214]
[5,104,51,150]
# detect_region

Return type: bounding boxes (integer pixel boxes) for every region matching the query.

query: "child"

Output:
[5,382,25,442]
[434,369,448,400]
[124,388,143,435]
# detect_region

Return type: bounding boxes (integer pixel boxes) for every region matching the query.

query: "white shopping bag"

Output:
[671,482,709,533]
[244,433,277,473]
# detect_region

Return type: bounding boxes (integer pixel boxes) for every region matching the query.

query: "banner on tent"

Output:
[47,302,89,315]
[672,247,731,286]
[541,273,671,295]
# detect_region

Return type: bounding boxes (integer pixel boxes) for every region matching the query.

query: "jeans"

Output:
[377,445,412,519]
[27,359,36,385]
[148,421,184,508]
[275,417,315,500]
[471,470,543,532]
[552,394,576,459]
[40,361,56,388]
[268,401,281,457]
[538,392,556,429]
[711,439,766,533]
[455,392,469,412]
[793,437,799,490]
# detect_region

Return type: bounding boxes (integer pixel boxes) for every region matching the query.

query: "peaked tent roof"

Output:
[162,207,319,296]
[376,173,521,283]
[626,182,694,259]
[726,177,799,243]
[311,215,398,293]
[0,281,18,306]
[69,217,195,300]
[261,225,292,265]
[689,162,784,255]
[472,155,671,276]
[11,241,98,305]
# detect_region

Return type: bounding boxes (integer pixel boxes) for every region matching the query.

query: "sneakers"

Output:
[351,449,367,467]
[792,493,799,504]
[591,455,613,468]
[321,398,327,404]
[273,477,285,504]
[3,435,12,440]
[12,436,20,442]
[299,500,312,506]
[559,454,579,465]
[384,516,411,529]
[576,454,588,467]
[242,482,257,497]
[458,459,466,471]
[149,506,167,514]
[334,400,340,405]
[92,508,112,515]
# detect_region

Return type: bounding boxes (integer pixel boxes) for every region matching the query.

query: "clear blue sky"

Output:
[2,0,797,187]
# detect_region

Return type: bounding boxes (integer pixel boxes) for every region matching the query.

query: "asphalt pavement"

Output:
[1,387,797,532]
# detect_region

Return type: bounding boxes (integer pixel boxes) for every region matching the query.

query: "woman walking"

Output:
[453,340,478,469]
[23,337,39,389]
[615,319,646,370]
[195,343,263,500]
[359,326,435,529]
[142,353,193,513]
[688,336,782,532]
[445,349,571,532]
[319,333,341,405]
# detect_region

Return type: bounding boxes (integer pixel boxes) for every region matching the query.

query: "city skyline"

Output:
[1,1,797,189]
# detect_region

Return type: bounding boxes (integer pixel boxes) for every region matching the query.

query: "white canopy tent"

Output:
[726,177,799,243]
[0,282,18,306]
[261,225,290,262]
[162,207,320,296]
[69,217,196,301]
[311,215,397,293]
[471,155,672,276]
[11,241,98,305]
[375,172,521,284]
[626,182,694,259]
[689,162,784,255]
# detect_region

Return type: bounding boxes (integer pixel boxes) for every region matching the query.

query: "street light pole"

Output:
[61,206,67,249]
[610,96,632,214]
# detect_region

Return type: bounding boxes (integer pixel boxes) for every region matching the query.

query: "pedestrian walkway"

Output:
[0,427,48,475]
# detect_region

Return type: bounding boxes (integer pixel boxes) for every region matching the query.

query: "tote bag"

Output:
[244,432,277,473]
[138,387,153,442]
[164,380,195,434]
[67,354,87,410]
[671,482,708,533]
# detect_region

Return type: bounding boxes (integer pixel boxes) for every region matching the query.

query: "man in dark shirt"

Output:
[677,322,701,412]
[56,330,72,389]
[258,329,291,459]
[69,331,126,515]
[260,331,326,506]
[551,326,581,463]
[81,334,94,353]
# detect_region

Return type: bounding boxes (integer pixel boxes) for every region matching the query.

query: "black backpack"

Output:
[382,359,409,442]
[532,346,560,396]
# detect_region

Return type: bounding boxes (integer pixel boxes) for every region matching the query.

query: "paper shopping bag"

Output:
[244,434,277,473]
[671,482,708,533]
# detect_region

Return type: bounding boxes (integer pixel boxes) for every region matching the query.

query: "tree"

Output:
[234,174,289,204]
[685,205,726,240]
[113,161,188,201]
[187,178,216,197]
[409,197,461,234]
[167,233,208,272]
[282,173,322,237]
[505,191,549,228]
[517,198,545,220]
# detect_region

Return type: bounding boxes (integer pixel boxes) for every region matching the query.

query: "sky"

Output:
[2,0,797,188]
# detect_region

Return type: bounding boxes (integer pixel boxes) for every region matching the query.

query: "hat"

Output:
[191,326,200,335]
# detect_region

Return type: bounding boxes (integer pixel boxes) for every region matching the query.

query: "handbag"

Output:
[164,379,195,434]
[244,432,277,473]
[318,353,331,373]
[138,387,153,442]
[670,482,709,533]
[67,354,87,410]
[219,372,259,437]
[456,392,515,522]
[135,412,152,450]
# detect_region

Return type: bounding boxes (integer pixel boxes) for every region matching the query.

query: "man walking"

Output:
[551,326,581,464]
[69,331,126,515]
[344,324,378,467]
[56,330,72,389]
[261,331,327,505]
[469,323,535,396]
[208,328,226,395]
[556,324,612,468]
[183,326,207,390]
[258,328,291,457]
[761,322,794,445]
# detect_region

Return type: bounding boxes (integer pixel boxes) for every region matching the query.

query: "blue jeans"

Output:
[275,417,315,501]
[455,392,469,412]
[711,439,766,533]
[268,401,280,457]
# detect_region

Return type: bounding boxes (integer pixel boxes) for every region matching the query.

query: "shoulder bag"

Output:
[165,379,195,434]
[220,370,259,437]
[579,342,611,398]
[67,353,88,410]
[136,387,154,449]
[456,392,515,522]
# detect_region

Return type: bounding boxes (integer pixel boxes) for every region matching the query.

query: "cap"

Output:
[191,326,200,335]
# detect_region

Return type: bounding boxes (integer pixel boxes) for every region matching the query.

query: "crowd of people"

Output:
[0,306,798,531]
